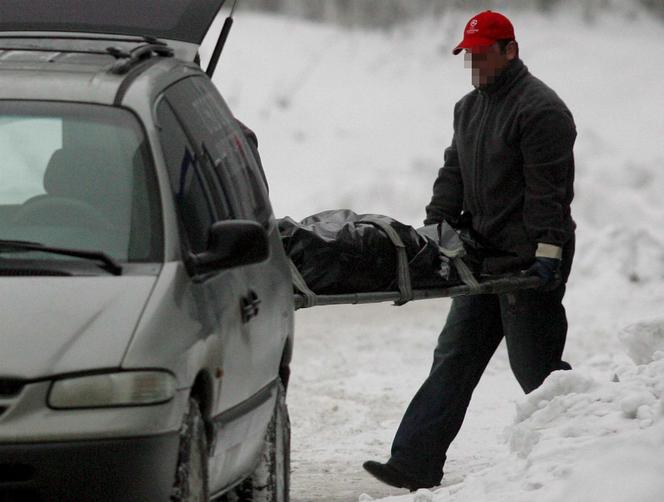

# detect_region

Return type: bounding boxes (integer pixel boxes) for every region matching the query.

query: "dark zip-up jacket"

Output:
[425,58,576,273]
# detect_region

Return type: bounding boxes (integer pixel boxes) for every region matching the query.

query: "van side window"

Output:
[163,76,273,226]
[156,100,214,254]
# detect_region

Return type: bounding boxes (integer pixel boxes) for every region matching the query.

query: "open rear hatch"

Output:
[0,0,227,59]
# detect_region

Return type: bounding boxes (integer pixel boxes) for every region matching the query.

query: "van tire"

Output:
[228,380,290,502]
[171,398,209,502]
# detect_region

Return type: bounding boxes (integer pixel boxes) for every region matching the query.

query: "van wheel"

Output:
[227,381,290,502]
[172,398,210,502]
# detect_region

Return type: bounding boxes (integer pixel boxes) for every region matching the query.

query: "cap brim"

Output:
[452,37,497,55]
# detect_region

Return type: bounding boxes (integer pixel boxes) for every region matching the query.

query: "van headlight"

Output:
[48,371,177,409]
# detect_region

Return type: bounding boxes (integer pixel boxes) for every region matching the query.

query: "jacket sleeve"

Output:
[424,134,464,225]
[520,106,576,250]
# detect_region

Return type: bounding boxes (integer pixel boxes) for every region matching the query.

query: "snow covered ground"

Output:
[206,7,664,501]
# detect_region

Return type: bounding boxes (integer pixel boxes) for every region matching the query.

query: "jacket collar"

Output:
[478,58,528,97]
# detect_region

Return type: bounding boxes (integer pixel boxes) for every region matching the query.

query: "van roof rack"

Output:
[107,38,174,74]
[0,36,174,73]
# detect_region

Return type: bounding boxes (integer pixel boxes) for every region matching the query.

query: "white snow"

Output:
[207,7,664,502]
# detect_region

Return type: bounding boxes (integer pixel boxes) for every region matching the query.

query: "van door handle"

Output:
[241,290,261,323]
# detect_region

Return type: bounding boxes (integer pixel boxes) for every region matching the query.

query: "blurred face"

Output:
[464,42,516,88]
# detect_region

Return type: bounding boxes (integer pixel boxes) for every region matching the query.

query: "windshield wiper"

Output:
[0,240,123,276]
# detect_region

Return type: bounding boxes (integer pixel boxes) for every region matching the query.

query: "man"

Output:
[363,10,576,491]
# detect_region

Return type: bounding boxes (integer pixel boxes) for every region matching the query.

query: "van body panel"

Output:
[0,276,157,379]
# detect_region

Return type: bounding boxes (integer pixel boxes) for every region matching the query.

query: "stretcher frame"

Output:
[294,274,543,310]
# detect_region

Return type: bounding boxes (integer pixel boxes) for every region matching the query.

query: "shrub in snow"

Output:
[242,0,664,27]
[619,318,664,364]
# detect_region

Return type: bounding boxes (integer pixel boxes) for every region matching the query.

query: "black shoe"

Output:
[362,460,435,491]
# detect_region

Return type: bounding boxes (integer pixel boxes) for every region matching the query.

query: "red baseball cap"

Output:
[453,11,515,55]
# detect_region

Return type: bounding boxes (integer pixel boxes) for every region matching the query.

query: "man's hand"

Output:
[525,257,561,290]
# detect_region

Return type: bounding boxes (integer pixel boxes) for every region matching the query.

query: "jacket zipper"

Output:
[474,93,491,234]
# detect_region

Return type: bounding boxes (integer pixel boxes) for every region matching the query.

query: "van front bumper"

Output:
[0,432,180,502]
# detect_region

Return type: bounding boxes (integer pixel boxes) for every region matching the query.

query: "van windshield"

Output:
[0,102,162,263]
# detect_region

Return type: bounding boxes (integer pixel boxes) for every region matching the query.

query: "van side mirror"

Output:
[188,220,270,276]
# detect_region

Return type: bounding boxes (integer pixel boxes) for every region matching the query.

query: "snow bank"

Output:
[541,424,664,502]
[507,355,664,456]
[473,328,664,502]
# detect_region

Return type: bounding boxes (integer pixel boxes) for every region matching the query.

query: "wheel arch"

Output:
[279,335,294,390]
[190,370,214,444]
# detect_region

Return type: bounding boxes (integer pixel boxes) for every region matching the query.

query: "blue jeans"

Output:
[388,284,570,485]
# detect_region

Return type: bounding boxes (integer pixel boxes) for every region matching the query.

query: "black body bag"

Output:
[278,209,462,295]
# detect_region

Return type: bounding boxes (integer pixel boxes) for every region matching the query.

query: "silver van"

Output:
[0,1,294,500]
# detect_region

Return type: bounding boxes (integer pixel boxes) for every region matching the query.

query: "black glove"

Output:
[525,257,561,290]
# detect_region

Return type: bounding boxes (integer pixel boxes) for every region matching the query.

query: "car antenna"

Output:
[206,0,240,78]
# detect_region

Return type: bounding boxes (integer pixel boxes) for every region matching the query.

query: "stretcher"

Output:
[293,274,542,310]
[283,211,544,311]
